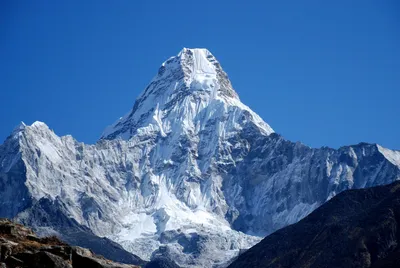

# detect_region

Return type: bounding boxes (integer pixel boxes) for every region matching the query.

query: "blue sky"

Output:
[1,0,399,149]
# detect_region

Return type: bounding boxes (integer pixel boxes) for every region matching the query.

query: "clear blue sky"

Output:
[1,1,399,149]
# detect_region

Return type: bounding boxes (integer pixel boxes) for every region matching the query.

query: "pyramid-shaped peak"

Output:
[179,47,211,53]
[148,47,237,100]
[101,48,273,140]
[159,48,220,77]
[178,47,213,57]
[177,48,218,75]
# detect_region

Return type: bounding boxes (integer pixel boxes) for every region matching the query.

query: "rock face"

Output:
[1,48,400,267]
[15,198,147,266]
[0,218,140,268]
[228,181,400,268]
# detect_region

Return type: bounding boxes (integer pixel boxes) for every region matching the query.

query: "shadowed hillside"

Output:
[229,181,400,268]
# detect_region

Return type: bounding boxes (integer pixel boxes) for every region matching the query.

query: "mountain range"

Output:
[1,48,399,267]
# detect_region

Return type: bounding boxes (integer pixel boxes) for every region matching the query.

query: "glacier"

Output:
[1,48,400,267]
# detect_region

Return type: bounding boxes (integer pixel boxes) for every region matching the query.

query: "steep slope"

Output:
[0,218,140,268]
[1,48,400,267]
[228,180,400,268]
[101,48,273,140]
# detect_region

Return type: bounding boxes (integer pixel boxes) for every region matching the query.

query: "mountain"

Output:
[0,218,140,268]
[0,218,178,268]
[1,48,400,267]
[228,180,400,268]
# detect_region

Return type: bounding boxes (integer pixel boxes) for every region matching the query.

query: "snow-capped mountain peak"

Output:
[101,48,273,140]
[2,48,400,268]
[9,121,52,143]
[175,48,237,98]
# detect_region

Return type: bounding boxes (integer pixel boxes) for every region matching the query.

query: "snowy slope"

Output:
[101,48,273,140]
[1,48,400,268]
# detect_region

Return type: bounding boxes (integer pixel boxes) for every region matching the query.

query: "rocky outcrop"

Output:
[0,218,140,268]
[229,181,400,268]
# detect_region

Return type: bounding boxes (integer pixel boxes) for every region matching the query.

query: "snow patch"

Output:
[378,145,400,167]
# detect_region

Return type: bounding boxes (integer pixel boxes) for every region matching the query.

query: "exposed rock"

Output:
[228,181,400,268]
[4,256,23,267]
[0,243,13,262]
[12,251,72,268]
[71,246,137,268]
[16,198,146,266]
[0,218,140,268]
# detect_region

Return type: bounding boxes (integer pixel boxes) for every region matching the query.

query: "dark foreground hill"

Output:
[229,181,400,268]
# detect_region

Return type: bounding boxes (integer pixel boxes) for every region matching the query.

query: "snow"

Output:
[118,212,158,239]
[100,48,274,141]
[273,201,319,228]
[378,145,400,167]
[1,48,400,267]
[180,48,216,75]
[31,121,48,128]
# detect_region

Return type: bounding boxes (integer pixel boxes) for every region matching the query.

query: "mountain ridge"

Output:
[228,180,400,268]
[1,48,400,267]
[100,48,273,141]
